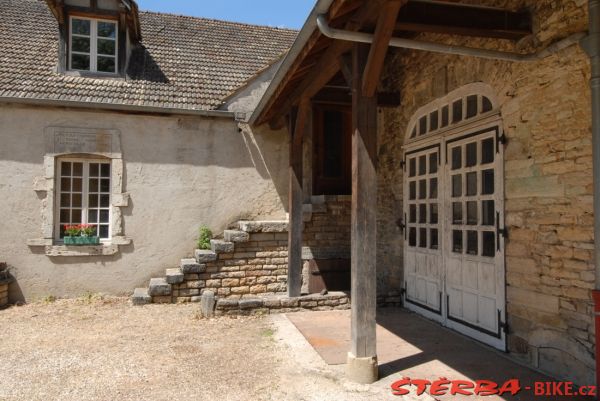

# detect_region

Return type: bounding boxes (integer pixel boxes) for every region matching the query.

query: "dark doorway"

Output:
[313,104,352,196]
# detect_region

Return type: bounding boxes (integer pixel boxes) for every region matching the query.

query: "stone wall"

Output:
[378,0,594,385]
[303,195,351,255]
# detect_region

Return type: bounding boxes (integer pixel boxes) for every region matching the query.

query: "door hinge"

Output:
[400,159,406,170]
[496,212,508,250]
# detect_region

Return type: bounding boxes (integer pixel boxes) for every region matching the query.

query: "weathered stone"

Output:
[148,278,171,297]
[238,220,288,233]
[239,299,264,309]
[195,250,218,263]
[224,230,250,243]
[216,299,239,309]
[165,268,184,284]
[200,291,216,318]
[211,240,235,254]
[131,288,151,306]
[180,259,206,274]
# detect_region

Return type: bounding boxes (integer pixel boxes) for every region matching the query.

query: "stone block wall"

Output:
[378,0,594,385]
[303,195,351,254]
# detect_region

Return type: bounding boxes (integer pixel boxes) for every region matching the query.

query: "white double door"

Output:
[403,123,506,350]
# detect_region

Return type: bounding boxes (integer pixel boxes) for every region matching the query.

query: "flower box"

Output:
[64,236,100,246]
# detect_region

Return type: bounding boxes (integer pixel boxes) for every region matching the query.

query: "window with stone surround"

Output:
[55,158,112,241]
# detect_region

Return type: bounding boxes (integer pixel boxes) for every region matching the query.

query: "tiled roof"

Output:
[0,0,297,111]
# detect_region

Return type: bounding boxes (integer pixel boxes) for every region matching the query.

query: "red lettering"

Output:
[391,377,411,396]
[534,382,546,396]
[474,380,499,396]
[430,378,450,396]
[498,379,521,396]
[551,382,564,396]
[412,379,431,396]
[564,382,574,396]
[450,380,475,396]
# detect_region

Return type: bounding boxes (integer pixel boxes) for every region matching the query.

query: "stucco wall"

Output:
[0,103,288,301]
[378,0,593,385]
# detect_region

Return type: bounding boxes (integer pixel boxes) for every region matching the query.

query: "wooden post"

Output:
[347,43,379,384]
[288,99,309,298]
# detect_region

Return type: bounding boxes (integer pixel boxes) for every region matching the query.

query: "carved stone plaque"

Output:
[53,132,112,154]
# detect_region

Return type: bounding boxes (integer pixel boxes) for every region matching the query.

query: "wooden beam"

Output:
[348,43,378,383]
[339,53,353,87]
[287,98,310,298]
[362,0,406,97]
[313,87,401,108]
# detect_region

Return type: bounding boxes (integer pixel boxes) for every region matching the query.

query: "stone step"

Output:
[238,220,288,233]
[148,278,171,297]
[165,268,184,284]
[131,288,152,306]
[195,249,217,263]
[210,239,234,254]
[223,230,250,243]
[180,259,206,274]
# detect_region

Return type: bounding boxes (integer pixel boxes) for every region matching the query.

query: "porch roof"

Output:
[250,0,532,128]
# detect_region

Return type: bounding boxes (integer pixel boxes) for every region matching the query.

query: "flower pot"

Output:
[64,236,100,246]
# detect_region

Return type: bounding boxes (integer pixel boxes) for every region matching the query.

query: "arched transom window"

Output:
[406,83,499,143]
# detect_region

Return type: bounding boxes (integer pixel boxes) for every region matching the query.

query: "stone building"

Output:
[0,0,598,391]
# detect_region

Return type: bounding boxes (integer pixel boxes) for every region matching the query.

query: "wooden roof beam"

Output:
[362,0,406,97]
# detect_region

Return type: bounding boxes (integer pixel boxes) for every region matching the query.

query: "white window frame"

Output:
[54,157,112,243]
[69,16,119,74]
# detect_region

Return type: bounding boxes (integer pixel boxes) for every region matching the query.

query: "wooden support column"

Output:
[347,43,379,384]
[288,98,310,298]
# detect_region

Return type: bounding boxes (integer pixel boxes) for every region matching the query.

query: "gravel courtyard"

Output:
[0,298,407,401]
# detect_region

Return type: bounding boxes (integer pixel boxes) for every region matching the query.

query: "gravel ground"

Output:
[0,298,413,401]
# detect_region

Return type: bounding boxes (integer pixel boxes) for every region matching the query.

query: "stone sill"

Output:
[27,237,131,257]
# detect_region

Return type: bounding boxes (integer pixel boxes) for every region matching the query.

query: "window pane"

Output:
[72,178,82,193]
[72,19,91,35]
[411,126,417,139]
[430,111,439,131]
[61,178,71,192]
[429,178,438,199]
[60,209,70,223]
[61,194,70,207]
[72,209,82,223]
[466,142,477,167]
[97,21,116,38]
[453,230,463,253]
[72,36,90,53]
[98,39,116,55]
[482,169,495,195]
[100,164,110,177]
[409,228,417,247]
[452,174,462,198]
[409,182,416,200]
[419,204,427,224]
[90,163,99,177]
[482,201,495,226]
[410,204,417,223]
[482,97,493,113]
[430,204,438,224]
[100,179,110,193]
[71,54,90,70]
[61,162,71,177]
[452,99,463,124]
[99,210,110,223]
[89,179,99,193]
[482,138,495,164]
[466,172,477,196]
[419,155,427,176]
[73,163,83,177]
[419,228,427,248]
[453,202,463,225]
[72,193,82,208]
[89,194,98,208]
[419,116,427,136]
[419,180,427,199]
[99,225,109,239]
[451,147,462,170]
[429,153,438,174]
[482,232,496,257]
[97,57,116,73]
[430,229,439,250]
[467,201,478,225]
[88,209,98,223]
[409,158,416,178]
[467,231,478,255]
[466,95,478,119]
[441,105,449,127]
[100,194,110,208]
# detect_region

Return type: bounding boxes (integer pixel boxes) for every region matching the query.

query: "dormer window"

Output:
[69,17,118,74]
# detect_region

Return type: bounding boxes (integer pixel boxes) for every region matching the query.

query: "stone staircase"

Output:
[131,220,290,306]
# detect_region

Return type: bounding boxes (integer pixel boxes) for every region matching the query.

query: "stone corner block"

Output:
[131,288,151,306]
[194,249,217,263]
[165,268,184,284]
[210,240,235,254]
[238,220,289,233]
[148,278,171,297]
[200,290,216,318]
[180,259,206,274]
[346,353,378,384]
[224,230,250,243]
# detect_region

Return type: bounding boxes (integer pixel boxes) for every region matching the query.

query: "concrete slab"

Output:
[287,308,593,401]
